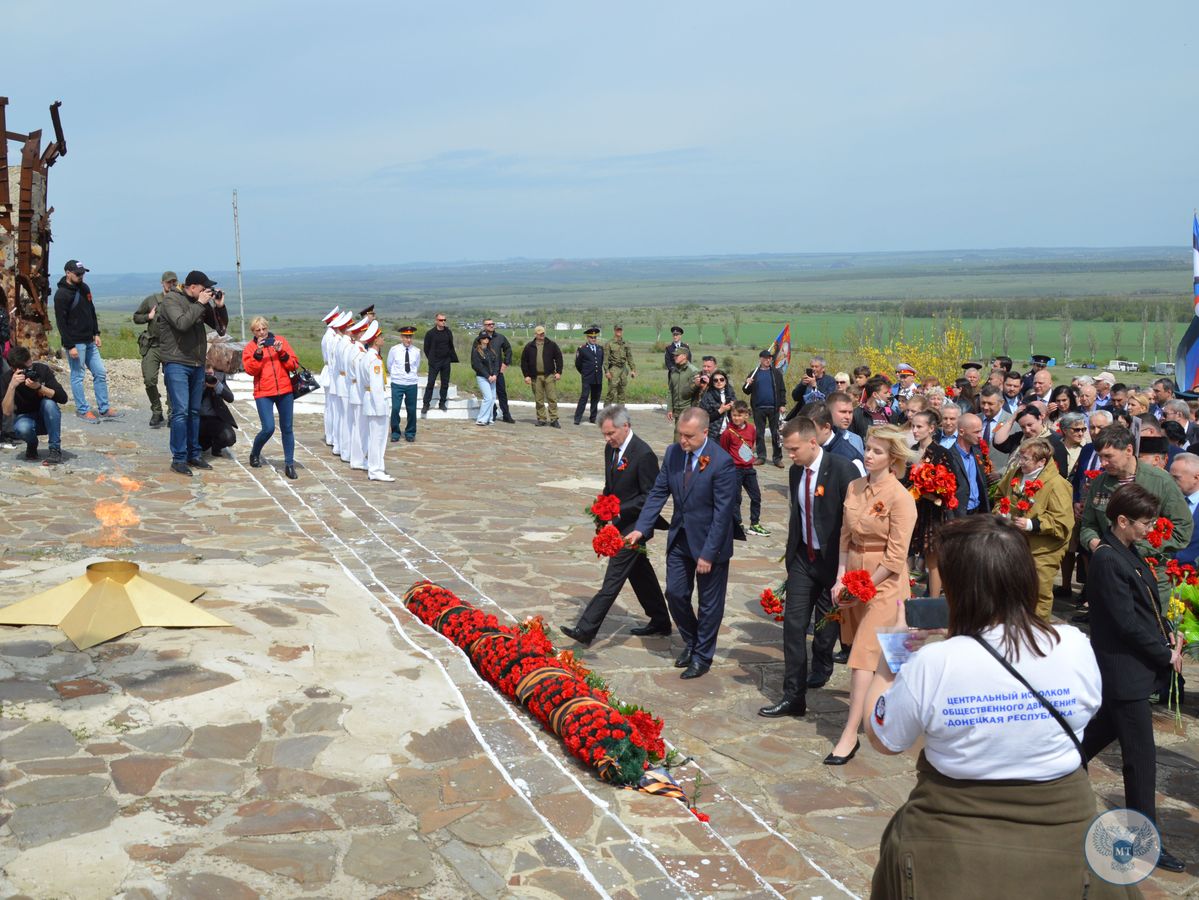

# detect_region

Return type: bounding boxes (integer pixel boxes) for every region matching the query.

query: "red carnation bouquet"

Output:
[593,524,626,558]
[996,496,1011,516]
[817,569,877,630]
[1146,517,1174,549]
[908,462,958,510]
[587,493,621,526]
[1012,477,1044,514]
[978,439,993,476]
[759,586,785,622]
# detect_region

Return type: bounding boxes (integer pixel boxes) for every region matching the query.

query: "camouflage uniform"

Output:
[668,360,701,437]
[604,336,635,404]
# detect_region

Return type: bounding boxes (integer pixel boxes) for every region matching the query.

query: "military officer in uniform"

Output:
[387,325,421,442]
[318,305,341,446]
[667,348,701,436]
[359,320,394,482]
[604,324,637,405]
[132,271,179,428]
[574,325,605,425]
[350,320,372,471]
[339,317,368,465]
[327,311,355,458]
[663,325,690,371]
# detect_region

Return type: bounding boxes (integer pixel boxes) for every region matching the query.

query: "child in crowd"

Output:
[720,400,769,536]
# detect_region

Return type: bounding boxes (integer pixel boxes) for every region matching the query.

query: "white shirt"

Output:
[387,342,421,387]
[796,446,824,551]
[873,625,1101,781]
[614,429,634,469]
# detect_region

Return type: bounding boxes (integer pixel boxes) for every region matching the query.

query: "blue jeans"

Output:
[67,342,109,415]
[163,362,204,463]
[390,383,417,440]
[252,392,295,465]
[475,377,496,424]
[13,399,62,451]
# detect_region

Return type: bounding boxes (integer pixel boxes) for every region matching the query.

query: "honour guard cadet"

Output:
[574,325,605,425]
[387,325,421,443]
[339,318,369,464]
[319,306,341,446]
[360,321,394,481]
[327,311,354,457]
[349,319,371,470]
[604,324,636,405]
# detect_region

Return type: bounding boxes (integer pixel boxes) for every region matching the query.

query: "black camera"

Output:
[205,373,218,385]
[19,368,39,384]
[211,289,224,301]
[806,367,814,377]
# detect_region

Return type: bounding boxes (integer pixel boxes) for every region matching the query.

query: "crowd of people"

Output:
[2,281,1193,881]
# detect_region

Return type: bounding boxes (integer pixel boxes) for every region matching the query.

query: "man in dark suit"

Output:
[760,416,859,717]
[1170,452,1199,567]
[946,413,991,516]
[573,326,605,425]
[562,406,671,645]
[627,407,737,679]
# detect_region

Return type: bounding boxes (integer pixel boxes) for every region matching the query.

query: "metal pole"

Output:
[232,189,246,341]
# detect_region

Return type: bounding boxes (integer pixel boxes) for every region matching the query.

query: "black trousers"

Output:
[492,371,510,419]
[752,406,781,460]
[732,467,762,525]
[782,551,837,698]
[574,383,601,423]
[664,534,728,667]
[574,546,670,639]
[422,360,452,408]
[1081,696,1157,822]
[198,418,237,454]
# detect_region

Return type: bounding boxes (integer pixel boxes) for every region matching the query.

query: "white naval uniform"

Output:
[362,347,391,479]
[321,326,340,447]
[337,337,356,463]
[349,344,368,469]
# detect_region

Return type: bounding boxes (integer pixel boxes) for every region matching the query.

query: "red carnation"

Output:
[840,570,877,604]
[589,493,621,523]
[592,524,625,558]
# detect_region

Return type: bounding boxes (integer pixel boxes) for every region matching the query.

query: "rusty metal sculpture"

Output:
[0,98,67,360]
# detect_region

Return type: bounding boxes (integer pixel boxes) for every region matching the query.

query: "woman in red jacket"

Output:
[242,316,300,479]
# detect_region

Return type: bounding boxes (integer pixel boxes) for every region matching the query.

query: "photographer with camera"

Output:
[242,315,300,479]
[198,365,237,459]
[1,346,68,464]
[158,270,229,477]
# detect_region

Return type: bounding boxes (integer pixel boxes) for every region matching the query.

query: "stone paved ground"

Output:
[0,366,1197,898]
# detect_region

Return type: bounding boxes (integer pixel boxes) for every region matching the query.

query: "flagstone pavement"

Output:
[0,386,1197,898]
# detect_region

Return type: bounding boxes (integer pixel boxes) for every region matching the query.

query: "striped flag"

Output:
[769,324,792,373]
[1175,214,1199,390]
[1193,213,1198,307]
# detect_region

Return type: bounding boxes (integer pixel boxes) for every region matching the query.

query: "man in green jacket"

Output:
[158,271,229,477]
[667,348,701,438]
[132,271,177,428]
[604,324,636,405]
[1080,424,1192,608]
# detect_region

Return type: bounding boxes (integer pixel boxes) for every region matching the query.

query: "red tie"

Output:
[804,468,816,562]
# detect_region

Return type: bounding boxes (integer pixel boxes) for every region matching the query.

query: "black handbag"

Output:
[290,366,320,398]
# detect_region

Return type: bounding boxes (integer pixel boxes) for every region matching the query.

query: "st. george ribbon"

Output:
[1175,213,1199,391]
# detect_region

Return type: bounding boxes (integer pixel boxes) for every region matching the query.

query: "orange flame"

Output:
[87,500,141,547]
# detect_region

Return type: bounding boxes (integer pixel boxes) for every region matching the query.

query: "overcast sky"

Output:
[6,1,1196,273]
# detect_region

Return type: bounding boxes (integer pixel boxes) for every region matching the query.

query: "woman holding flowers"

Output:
[1081,483,1186,873]
[826,425,917,765]
[995,437,1073,620]
[904,408,954,597]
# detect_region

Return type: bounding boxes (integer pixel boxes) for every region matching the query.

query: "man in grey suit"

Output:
[626,407,737,679]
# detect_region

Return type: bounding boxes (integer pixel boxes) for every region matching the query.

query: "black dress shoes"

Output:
[806,674,829,689]
[560,626,593,647]
[249,455,262,468]
[1157,848,1187,873]
[284,465,298,480]
[833,648,851,665]
[674,648,693,668]
[823,740,860,766]
[170,462,192,477]
[759,698,806,718]
[680,662,709,679]
[188,458,213,470]
[629,623,671,637]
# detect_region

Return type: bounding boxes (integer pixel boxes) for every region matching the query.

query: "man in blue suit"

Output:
[627,407,738,679]
[1169,452,1199,567]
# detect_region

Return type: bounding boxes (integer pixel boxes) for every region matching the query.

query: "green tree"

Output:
[732,309,743,342]
[1112,323,1124,360]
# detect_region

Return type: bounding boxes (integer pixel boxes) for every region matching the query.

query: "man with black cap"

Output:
[132,271,178,428]
[387,325,422,442]
[482,318,515,423]
[574,326,605,425]
[663,326,690,370]
[158,270,229,476]
[422,313,458,415]
[53,259,122,422]
[1022,354,1052,394]
[743,350,786,467]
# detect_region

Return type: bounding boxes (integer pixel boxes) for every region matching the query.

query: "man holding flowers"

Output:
[561,406,670,647]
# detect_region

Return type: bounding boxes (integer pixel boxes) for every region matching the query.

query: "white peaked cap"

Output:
[360,320,381,343]
[331,311,354,328]
[322,305,341,323]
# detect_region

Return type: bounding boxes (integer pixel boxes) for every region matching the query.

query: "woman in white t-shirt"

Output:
[862,516,1133,899]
